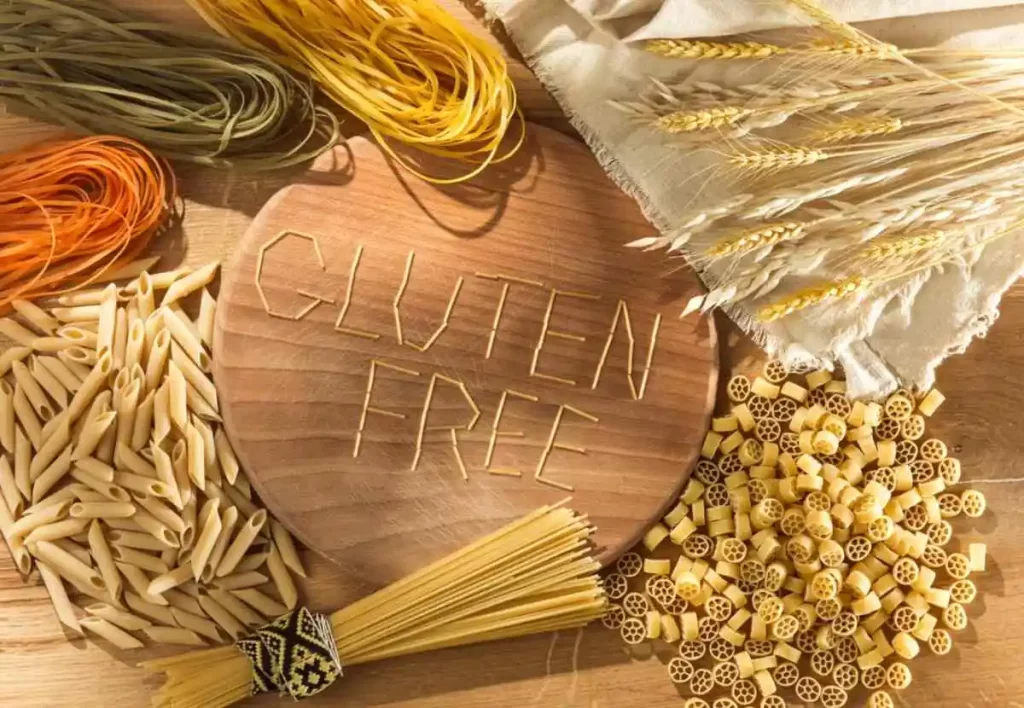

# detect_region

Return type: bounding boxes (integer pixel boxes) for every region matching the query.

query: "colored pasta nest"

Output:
[607,361,989,706]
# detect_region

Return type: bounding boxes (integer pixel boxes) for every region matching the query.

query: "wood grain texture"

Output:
[0,1,1021,707]
[213,128,717,583]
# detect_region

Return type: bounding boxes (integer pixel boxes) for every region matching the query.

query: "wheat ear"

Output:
[655,107,753,133]
[859,230,946,261]
[813,116,903,143]
[758,276,870,322]
[646,39,783,60]
[730,146,830,172]
[706,222,806,258]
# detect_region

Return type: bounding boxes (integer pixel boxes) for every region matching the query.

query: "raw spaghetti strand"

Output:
[187,0,523,184]
[0,0,338,169]
[142,504,606,708]
[0,136,174,309]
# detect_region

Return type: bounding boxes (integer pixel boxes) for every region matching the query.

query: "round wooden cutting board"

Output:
[213,125,718,586]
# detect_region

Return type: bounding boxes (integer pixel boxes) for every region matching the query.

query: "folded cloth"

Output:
[481,0,1024,397]
[564,0,1022,40]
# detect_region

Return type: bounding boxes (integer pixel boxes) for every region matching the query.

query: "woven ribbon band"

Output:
[236,607,343,699]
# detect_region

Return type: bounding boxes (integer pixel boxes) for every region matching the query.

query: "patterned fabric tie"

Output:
[235,607,343,699]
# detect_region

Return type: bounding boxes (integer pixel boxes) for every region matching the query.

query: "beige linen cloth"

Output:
[481,0,1024,397]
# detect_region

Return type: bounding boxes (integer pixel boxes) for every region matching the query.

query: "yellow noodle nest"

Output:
[603,363,988,707]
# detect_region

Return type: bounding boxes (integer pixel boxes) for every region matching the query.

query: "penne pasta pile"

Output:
[0,261,307,649]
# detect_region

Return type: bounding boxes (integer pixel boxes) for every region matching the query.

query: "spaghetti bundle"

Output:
[0,0,338,169]
[0,136,174,309]
[187,0,522,183]
[143,504,607,707]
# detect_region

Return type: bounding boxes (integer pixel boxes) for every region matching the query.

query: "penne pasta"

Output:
[69,467,129,502]
[100,516,144,533]
[97,256,162,286]
[57,325,98,350]
[0,456,22,516]
[96,284,118,356]
[170,607,222,642]
[12,299,59,334]
[198,591,246,640]
[191,416,218,473]
[203,505,238,584]
[63,346,98,366]
[120,568,170,609]
[71,410,116,461]
[207,587,262,628]
[162,261,219,307]
[0,346,32,376]
[36,561,82,635]
[114,379,140,451]
[185,381,221,422]
[270,521,307,578]
[134,492,186,533]
[56,350,93,380]
[36,355,83,393]
[171,343,217,411]
[266,542,298,610]
[122,265,186,295]
[116,442,157,478]
[151,445,182,510]
[66,352,113,424]
[144,329,171,396]
[123,318,146,372]
[221,482,259,520]
[80,616,144,649]
[0,381,13,454]
[111,545,170,575]
[213,571,268,591]
[112,307,128,369]
[131,391,155,452]
[52,304,102,323]
[234,551,270,574]
[29,419,69,480]
[31,445,73,503]
[11,360,54,421]
[233,588,287,618]
[185,424,205,489]
[135,272,155,320]
[142,625,206,647]
[108,529,175,552]
[0,317,38,346]
[113,470,169,500]
[164,587,203,616]
[13,427,30,499]
[29,356,68,410]
[153,381,171,445]
[171,440,192,507]
[85,603,152,631]
[148,564,194,596]
[0,486,32,574]
[88,520,123,607]
[197,289,216,348]
[75,456,116,482]
[52,537,93,567]
[30,539,105,592]
[12,383,42,450]
[213,429,239,486]
[24,518,88,544]
[216,509,267,577]
[132,506,179,548]
[166,360,188,432]
[191,498,221,581]
[31,336,76,353]
[70,501,136,519]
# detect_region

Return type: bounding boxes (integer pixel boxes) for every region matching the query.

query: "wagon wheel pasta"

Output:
[601,363,989,707]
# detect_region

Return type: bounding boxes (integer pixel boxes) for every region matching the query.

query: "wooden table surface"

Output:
[1,3,1022,707]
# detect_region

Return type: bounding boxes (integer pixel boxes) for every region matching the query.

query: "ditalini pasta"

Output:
[604,362,988,707]
[0,264,308,652]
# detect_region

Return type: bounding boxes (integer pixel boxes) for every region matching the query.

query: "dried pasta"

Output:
[604,370,989,707]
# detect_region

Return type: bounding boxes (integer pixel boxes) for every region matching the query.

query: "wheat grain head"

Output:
[758,276,870,321]
[655,106,753,133]
[706,222,807,258]
[645,39,783,60]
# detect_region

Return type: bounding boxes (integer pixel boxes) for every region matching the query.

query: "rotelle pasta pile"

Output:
[603,364,986,708]
[0,263,308,648]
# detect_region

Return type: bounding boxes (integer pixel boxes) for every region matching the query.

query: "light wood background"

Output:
[0,2,1021,707]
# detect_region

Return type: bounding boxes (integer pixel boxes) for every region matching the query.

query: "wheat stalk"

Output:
[705,222,806,258]
[655,106,753,133]
[758,275,871,322]
[859,230,946,260]
[813,116,903,143]
[645,39,783,60]
[729,146,830,172]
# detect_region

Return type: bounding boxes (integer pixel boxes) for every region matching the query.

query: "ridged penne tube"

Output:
[215,509,267,577]
[88,520,123,607]
[172,441,191,508]
[143,626,207,647]
[233,588,287,618]
[166,360,188,432]
[191,498,221,581]
[185,424,205,489]
[267,542,298,610]
[113,470,169,499]
[221,482,259,521]
[153,381,171,444]
[62,346,97,367]
[133,492,186,534]
[12,360,54,422]
[151,445,183,510]
[70,501,136,519]
[203,506,238,584]
[36,561,82,635]
[24,517,88,544]
[191,416,218,480]
[144,561,195,598]
[111,545,170,575]
[85,603,152,631]
[12,383,42,450]
[114,379,140,452]
[130,391,155,452]
[95,285,118,354]
[170,607,222,642]
[207,587,262,628]
[135,272,155,320]
[108,530,176,551]
[0,456,21,516]
[66,352,113,424]
[271,520,306,578]
[164,588,203,616]
[0,317,38,346]
[57,325,97,350]
[12,299,59,334]
[171,344,217,411]
[111,307,128,369]
[0,488,31,574]
[198,591,246,640]
[144,329,171,395]
[185,381,221,422]
[32,446,73,503]
[8,499,71,540]
[71,410,116,461]
[161,262,218,307]
[162,309,209,373]
[29,357,68,409]
[30,539,106,592]
[197,289,216,348]
[213,429,239,485]
[213,571,268,591]
[0,381,14,454]
[123,266,190,295]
